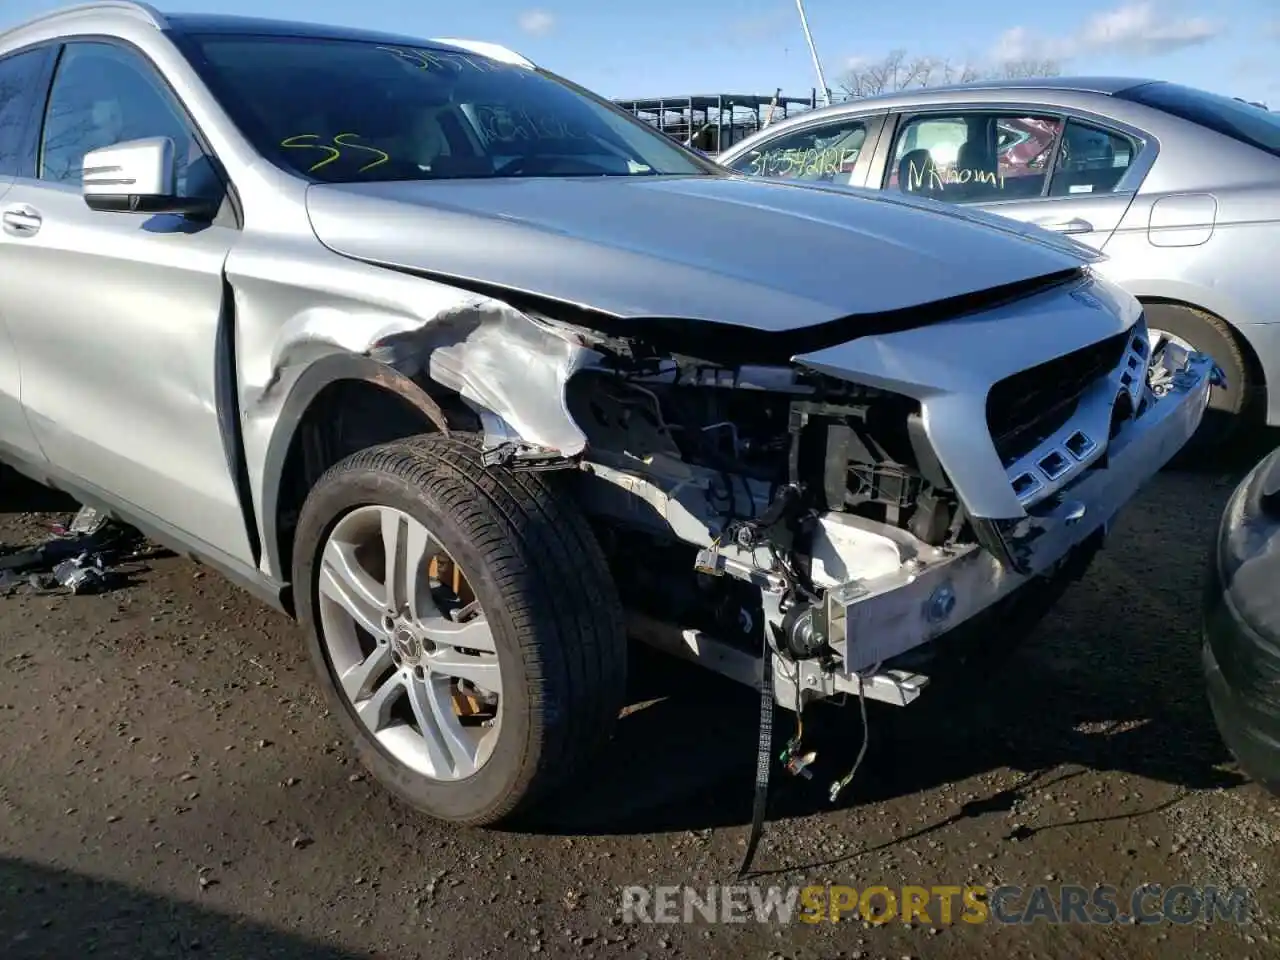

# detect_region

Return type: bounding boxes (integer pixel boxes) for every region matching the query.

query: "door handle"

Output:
[1035,217,1093,235]
[2,206,42,237]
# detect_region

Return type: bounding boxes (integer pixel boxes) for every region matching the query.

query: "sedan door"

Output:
[0,39,256,567]
[872,109,1145,253]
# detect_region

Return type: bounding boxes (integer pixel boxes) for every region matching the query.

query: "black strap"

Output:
[736,628,775,879]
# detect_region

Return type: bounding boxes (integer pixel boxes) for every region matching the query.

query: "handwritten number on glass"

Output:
[281,133,389,173]
[749,145,861,179]
[376,45,502,75]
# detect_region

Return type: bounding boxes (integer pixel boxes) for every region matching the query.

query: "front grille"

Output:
[987,331,1129,465]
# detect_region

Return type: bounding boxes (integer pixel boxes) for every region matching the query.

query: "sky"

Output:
[2,0,1279,105]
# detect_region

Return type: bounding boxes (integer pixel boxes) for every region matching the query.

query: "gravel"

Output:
[0,448,1277,959]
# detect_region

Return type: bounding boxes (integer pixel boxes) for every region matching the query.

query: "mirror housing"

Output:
[82,137,217,219]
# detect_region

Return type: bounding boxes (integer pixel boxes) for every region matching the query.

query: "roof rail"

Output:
[429,37,534,68]
[1,0,166,40]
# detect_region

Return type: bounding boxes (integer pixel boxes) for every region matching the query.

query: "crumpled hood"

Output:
[304,173,1094,333]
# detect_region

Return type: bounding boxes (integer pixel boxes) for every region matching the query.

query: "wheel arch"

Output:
[261,353,476,615]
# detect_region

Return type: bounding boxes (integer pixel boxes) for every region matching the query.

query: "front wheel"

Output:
[292,433,628,827]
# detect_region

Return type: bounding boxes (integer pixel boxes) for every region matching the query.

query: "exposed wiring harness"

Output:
[828,671,870,803]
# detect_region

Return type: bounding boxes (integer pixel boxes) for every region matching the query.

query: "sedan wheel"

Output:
[1144,302,1253,457]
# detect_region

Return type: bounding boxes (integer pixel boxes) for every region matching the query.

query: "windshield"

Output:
[1114,81,1280,159]
[176,34,713,182]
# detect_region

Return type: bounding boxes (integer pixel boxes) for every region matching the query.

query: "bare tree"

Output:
[837,50,1060,100]
[0,76,24,159]
[992,58,1062,81]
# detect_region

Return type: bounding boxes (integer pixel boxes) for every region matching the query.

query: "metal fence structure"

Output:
[612,92,822,153]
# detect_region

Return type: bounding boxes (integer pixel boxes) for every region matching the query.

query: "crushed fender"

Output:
[371,299,602,457]
[258,295,600,458]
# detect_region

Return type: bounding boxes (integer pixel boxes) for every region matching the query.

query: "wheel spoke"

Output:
[319,541,386,636]
[420,615,497,653]
[338,642,394,701]
[381,510,407,612]
[429,648,501,694]
[354,671,405,732]
[407,673,475,777]
[382,510,436,620]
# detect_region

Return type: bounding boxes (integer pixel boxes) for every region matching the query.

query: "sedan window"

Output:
[1047,120,1136,197]
[886,112,1063,203]
[726,118,868,183]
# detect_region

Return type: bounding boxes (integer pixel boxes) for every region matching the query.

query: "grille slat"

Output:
[987,332,1129,465]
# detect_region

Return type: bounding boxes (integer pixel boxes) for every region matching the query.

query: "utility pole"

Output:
[793,0,831,106]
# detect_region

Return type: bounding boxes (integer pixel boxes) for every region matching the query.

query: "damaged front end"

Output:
[433,270,1217,720]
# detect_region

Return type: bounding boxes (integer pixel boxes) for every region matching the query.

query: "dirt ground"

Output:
[0,439,1278,960]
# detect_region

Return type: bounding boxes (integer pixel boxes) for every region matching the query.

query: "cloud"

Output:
[991,2,1223,65]
[990,26,1068,64]
[517,9,555,37]
[1079,2,1219,55]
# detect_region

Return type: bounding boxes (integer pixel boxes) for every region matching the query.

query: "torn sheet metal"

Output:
[390,301,601,457]
[256,290,598,457]
[270,292,602,458]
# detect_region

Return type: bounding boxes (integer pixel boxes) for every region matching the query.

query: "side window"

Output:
[39,41,210,196]
[0,49,47,178]
[1048,120,1136,197]
[727,119,869,182]
[886,112,1064,204]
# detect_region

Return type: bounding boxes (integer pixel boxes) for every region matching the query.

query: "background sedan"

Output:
[718,78,1280,454]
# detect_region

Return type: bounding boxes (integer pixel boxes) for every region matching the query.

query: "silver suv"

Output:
[0,4,1216,826]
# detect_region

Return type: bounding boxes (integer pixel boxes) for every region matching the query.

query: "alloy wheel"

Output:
[316,505,502,781]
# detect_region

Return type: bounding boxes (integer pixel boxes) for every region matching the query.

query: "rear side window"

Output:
[1048,120,1137,197]
[0,48,47,178]
[1115,81,1280,158]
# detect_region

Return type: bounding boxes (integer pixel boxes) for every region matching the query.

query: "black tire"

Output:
[1145,302,1253,455]
[292,432,628,827]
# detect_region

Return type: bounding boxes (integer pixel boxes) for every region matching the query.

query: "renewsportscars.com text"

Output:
[620,883,1251,926]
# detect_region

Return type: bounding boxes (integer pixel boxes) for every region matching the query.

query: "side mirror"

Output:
[81,136,217,219]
